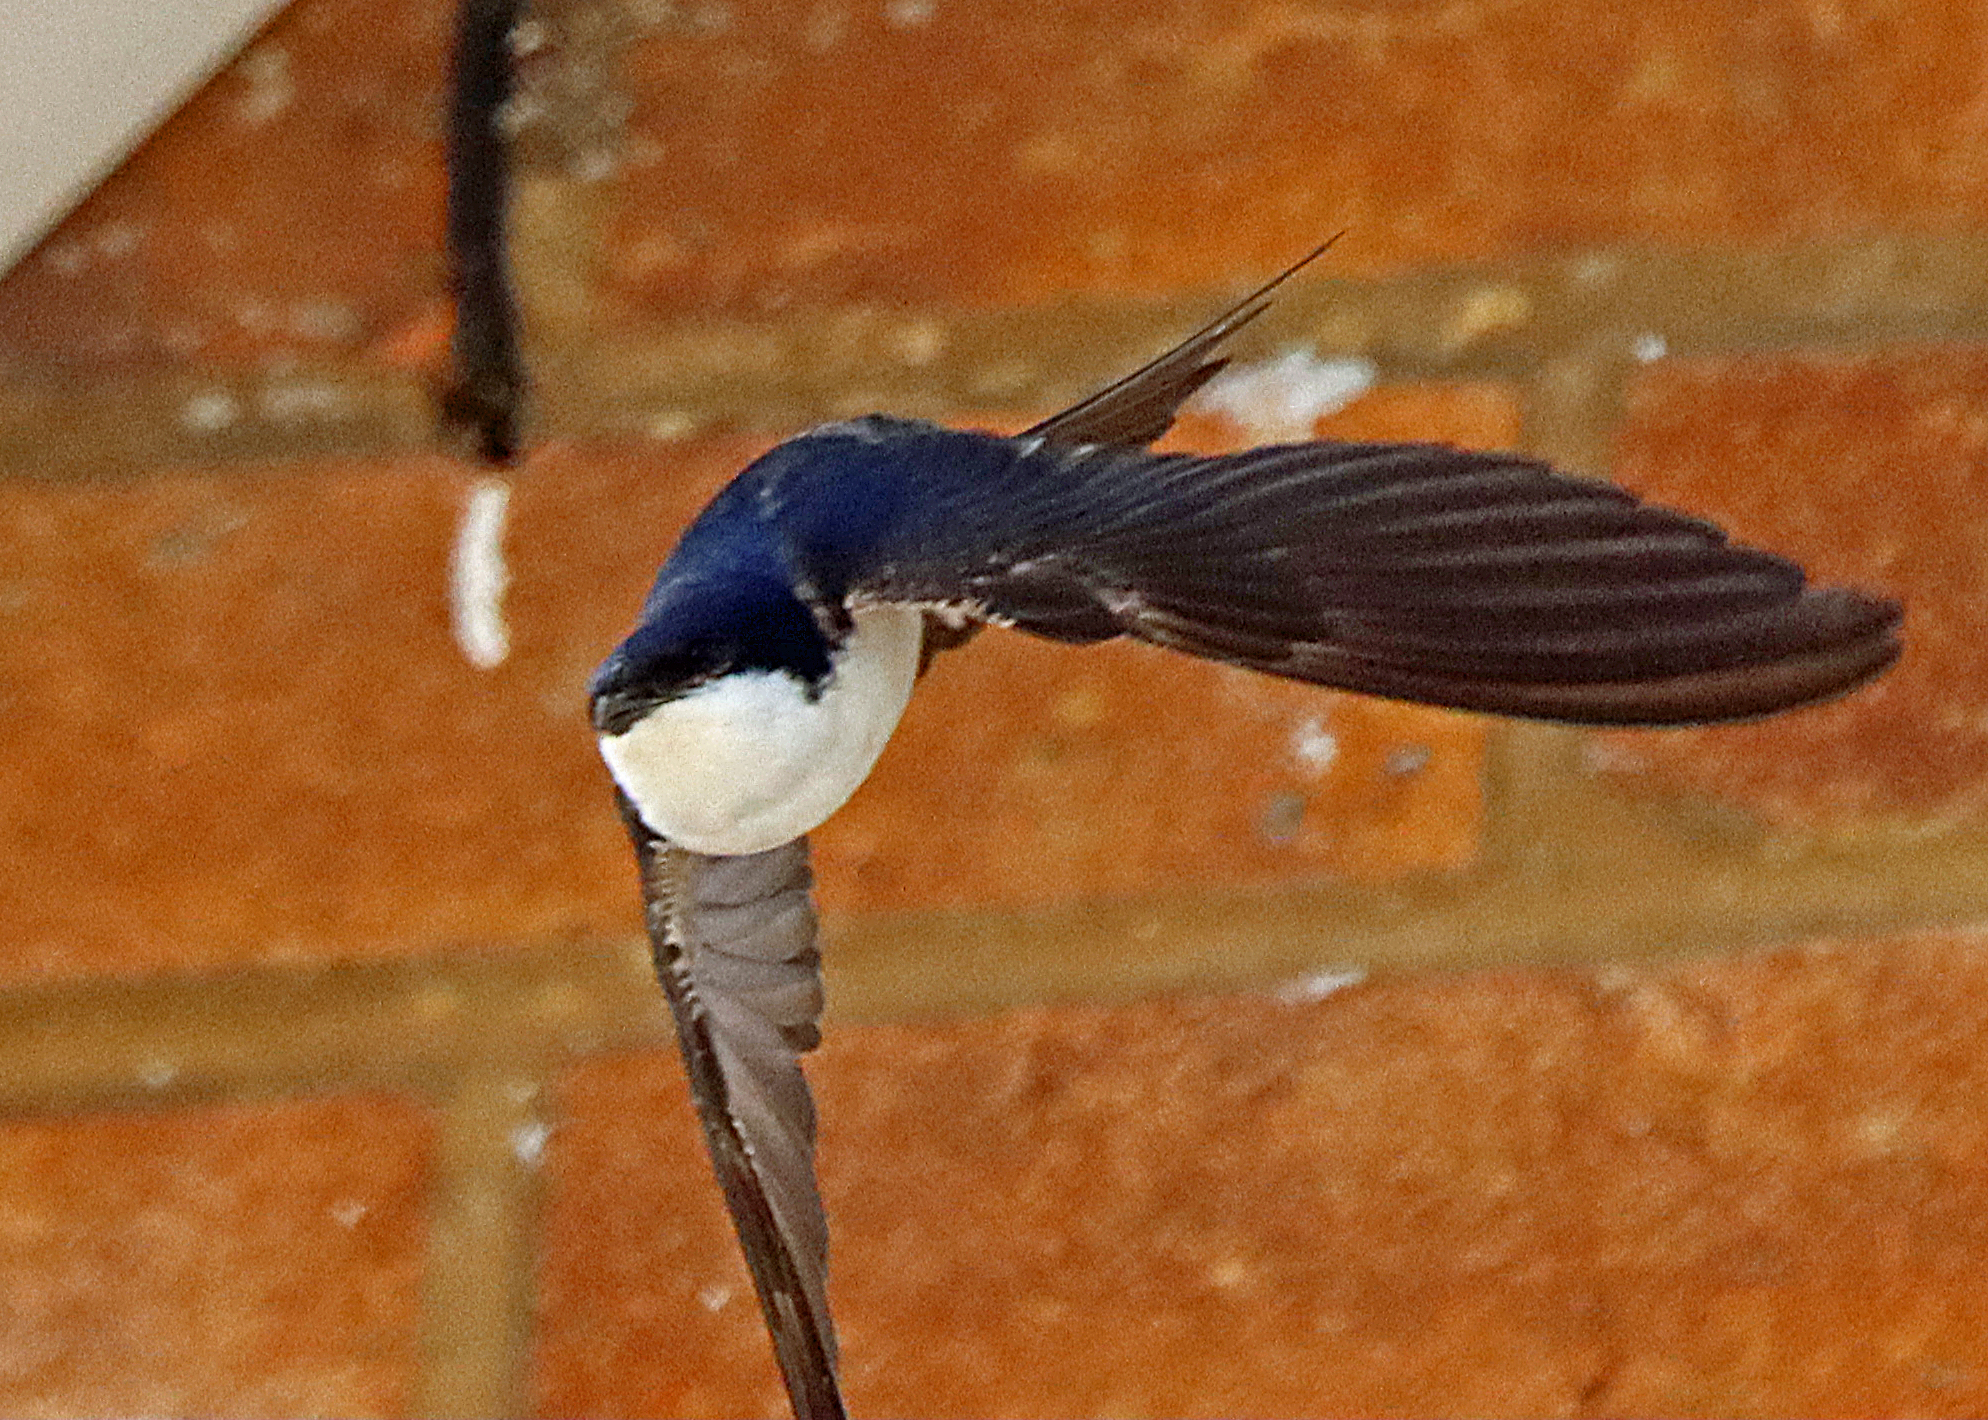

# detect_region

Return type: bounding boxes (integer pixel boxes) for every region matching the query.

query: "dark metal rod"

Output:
[444,0,526,465]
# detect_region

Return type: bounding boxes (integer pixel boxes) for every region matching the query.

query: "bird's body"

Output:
[594,414,1901,849]
[598,600,921,855]
[590,250,1902,1420]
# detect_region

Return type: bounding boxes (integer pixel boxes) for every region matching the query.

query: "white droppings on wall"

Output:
[1190,349,1378,443]
[497,92,544,137]
[1274,965,1368,1004]
[1443,285,1531,349]
[451,477,514,671]
[162,321,212,357]
[893,318,947,366]
[682,0,733,32]
[884,0,936,25]
[510,17,548,55]
[234,298,276,335]
[42,242,87,276]
[180,391,241,433]
[1634,332,1669,363]
[570,148,618,184]
[1289,714,1339,776]
[510,1119,550,1168]
[92,221,143,259]
[235,46,293,126]
[645,410,700,441]
[1383,743,1432,778]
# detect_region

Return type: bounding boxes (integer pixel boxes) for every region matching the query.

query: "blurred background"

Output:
[2,0,1986,1414]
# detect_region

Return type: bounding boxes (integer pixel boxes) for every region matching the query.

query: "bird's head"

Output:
[589,571,838,737]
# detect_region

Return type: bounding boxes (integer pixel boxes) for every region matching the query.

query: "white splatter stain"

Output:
[893,319,947,366]
[1634,332,1668,363]
[1289,714,1339,775]
[234,298,277,335]
[93,222,143,259]
[237,47,293,126]
[510,1119,550,1167]
[1206,1256,1252,1290]
[645,410,700,440]
[42,242,87,276]
[181,391,241,433]
[497,93,544,136]
[329,1200,370,1228]
[885,0,935,24]
[451,478,514,670]
[571,148,618,184]
[698,1283,735,1312]
[1274,965,1367,1004]
[1190,349,1377,442]
[1384,743,1431,777]
[510,17,548,54]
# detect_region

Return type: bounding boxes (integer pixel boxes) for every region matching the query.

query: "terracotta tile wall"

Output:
[2,0,1987,1414]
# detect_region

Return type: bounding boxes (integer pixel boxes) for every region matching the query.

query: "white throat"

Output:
[598,604,924,856]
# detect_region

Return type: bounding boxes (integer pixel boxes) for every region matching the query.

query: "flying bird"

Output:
[589,249,1901,1420]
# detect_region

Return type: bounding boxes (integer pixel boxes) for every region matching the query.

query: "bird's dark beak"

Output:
[591,688,646,737]
[588,652,655,736]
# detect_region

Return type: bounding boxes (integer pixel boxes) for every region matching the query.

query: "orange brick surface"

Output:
[0,449,637,981]
[11,0,1985,377]
[0,1092,429,1416]
[536,927,1988,1418]
[1601,344,1988,830]
[607,0,1988,320]
[0,0,450,375]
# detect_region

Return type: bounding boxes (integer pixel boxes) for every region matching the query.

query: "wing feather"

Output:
[765,424,1899,725]
[618,798,845,1420]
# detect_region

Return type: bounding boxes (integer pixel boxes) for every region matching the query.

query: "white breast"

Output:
[597,604,924,856]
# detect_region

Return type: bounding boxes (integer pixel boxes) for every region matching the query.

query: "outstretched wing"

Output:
[762,422,1900,725]
[618,798,844,1420]
[807,236,1898,721]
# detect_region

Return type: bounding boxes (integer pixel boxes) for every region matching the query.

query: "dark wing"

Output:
[780,425,1899,725]
[915,241,1335,668]
[618,798,845,1420]
[1022,239,1338,450]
